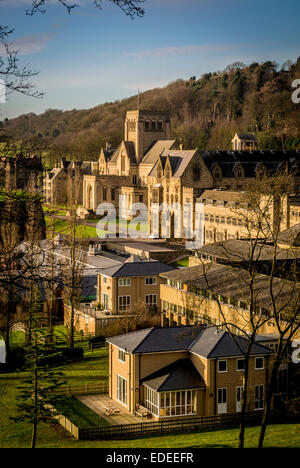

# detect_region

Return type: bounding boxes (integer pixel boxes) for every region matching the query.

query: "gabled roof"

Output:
[189,327,272,358]
[109,141,137,166]
[234,134,257,141]
[106,325,273,358]
[140,140,176,166]
[101,148,115,162]
[149,149,198,178]
[142,359,206,392]
[98,261,176,278]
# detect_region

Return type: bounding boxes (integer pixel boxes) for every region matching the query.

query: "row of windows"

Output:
[103,277,158,287]
[144,121,164,131]
[218,385,264,411]
[204,214,245,226]
[144,386,197,417]
[118,277,157,287]
[118,294,157,310]
[218,357,264,373]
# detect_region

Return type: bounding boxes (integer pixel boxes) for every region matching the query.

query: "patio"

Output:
[77,394,153,426]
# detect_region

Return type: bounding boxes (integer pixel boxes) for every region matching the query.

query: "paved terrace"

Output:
[77,394,153,425]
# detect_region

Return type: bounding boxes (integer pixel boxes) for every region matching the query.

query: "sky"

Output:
[0,0,300,119]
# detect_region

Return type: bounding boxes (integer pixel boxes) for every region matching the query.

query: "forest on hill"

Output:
[1,58,300,164]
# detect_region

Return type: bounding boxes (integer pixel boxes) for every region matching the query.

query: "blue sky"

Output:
[0,0,300,119]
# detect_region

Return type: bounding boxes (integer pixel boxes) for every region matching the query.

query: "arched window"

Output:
[214,167,221,178]
[151,121,156,131]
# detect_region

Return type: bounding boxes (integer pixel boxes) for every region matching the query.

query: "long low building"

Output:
[159,263,300,337]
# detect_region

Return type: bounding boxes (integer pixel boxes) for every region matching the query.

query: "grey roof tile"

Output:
[142,358,206,392]
[99,261,176,278]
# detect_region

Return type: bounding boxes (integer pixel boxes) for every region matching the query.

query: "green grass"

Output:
[1,337,299,448]
[45,217,97,238]
[172,257,189,267]
[55,397,109,428]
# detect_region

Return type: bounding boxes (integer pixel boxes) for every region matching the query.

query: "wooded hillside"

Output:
[2,58,300,164]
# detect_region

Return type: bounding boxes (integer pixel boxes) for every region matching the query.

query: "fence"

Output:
[77,411,264,441]
[53,381,109,396]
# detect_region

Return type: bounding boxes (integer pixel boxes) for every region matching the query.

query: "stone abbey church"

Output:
[44,108,300,240]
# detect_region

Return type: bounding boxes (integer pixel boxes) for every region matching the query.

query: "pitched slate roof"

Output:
[106,325,273,358]
[109,141,137,165]
[235,134,257,141]
[195,239,300,263]
[160,263,300,309]
[98,261,176,278]
[149,150,198,178]
[202,150,300,178]
[142,359,206,392]
[277,223,300,247]
[106,328,154,353]
[140,140,176,166]
[189,327,272,358]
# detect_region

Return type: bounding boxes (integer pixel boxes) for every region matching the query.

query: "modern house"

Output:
[106,325,273,419]
[97,259,176,314]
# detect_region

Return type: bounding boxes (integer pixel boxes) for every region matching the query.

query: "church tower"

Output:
[124,110,171,162]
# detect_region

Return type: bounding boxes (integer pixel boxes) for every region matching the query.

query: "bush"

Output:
[61,347,84,361]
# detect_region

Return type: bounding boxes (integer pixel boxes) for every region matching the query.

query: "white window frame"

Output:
[118,278,131,287]
[102,292,109,310]
[117,375,127,406]
[103,275,108,285]
[118,349,126,363]
[255,357,264,370]
[145,277,157,286]
[217,387,227,414]
[254,384,264,410]
[145,294,157,306]
[144,386,197,418]
[218,359,227,373]
[236,358,245,371]
[118,295,131,311]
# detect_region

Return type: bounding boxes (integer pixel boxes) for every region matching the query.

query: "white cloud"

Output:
[0,31,57,56]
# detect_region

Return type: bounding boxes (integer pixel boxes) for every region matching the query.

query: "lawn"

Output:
[45,217,97,238]
[1,338,299,448]
[55,397,109,428]
[172,257,189,268]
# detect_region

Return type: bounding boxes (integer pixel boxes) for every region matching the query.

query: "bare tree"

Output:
[26,0,145,18]
[0,26,42,99]
[192,169,299,448]
[60,171,86,347]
